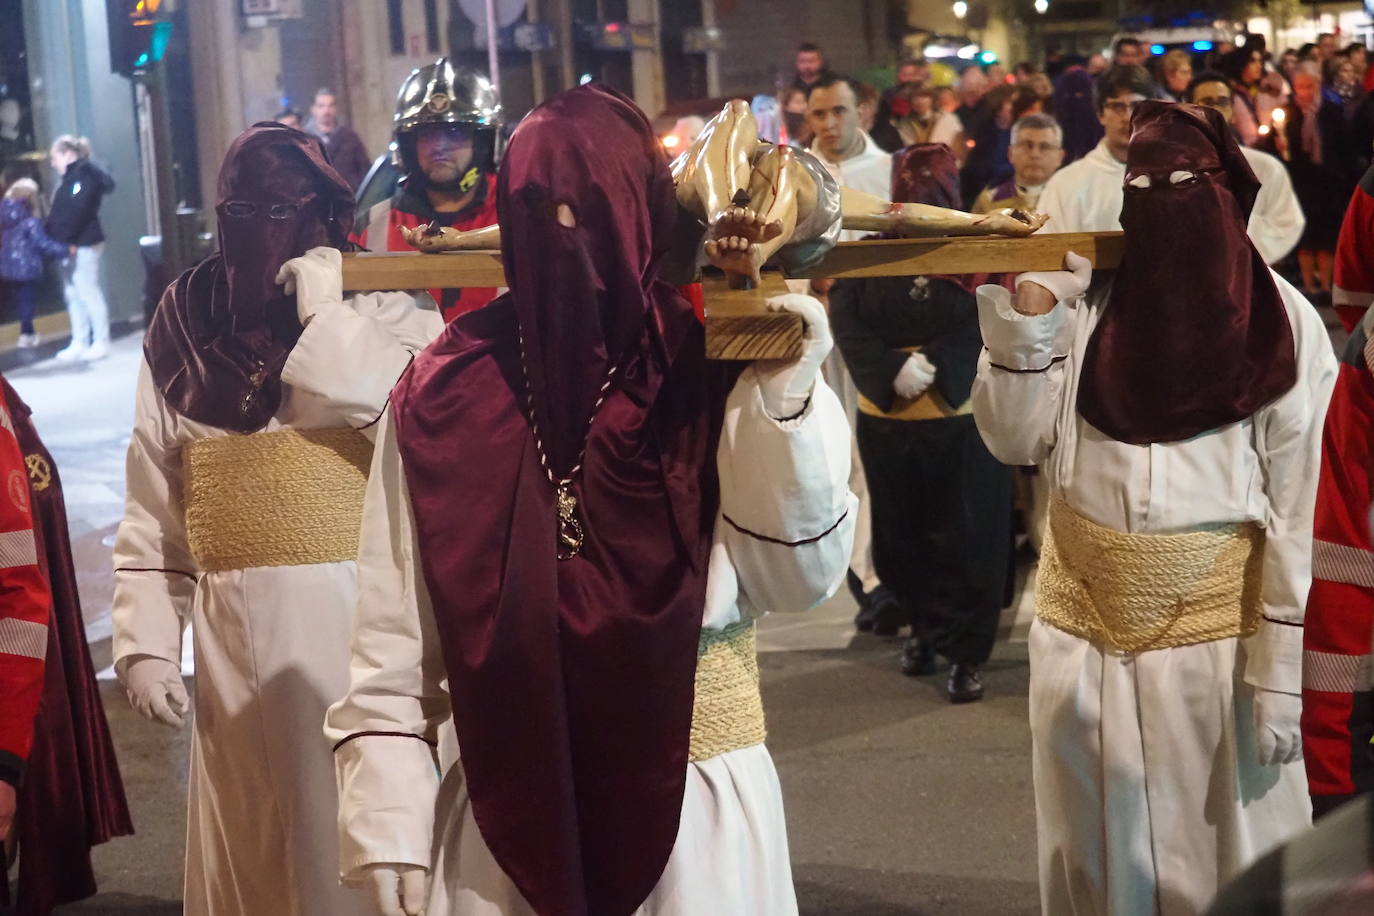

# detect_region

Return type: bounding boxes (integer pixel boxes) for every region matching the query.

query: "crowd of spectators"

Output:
[754,34,1373,301]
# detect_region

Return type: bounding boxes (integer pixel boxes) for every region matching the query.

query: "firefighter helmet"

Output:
[392,57,503,189]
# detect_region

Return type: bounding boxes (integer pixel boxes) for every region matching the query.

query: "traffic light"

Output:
[107,0,174,77]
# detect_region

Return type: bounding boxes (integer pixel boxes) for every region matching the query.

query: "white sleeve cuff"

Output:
[975,284,1072,372]
[334,733,440,883]
[718,368,852,543]
[1243,620,1304,695]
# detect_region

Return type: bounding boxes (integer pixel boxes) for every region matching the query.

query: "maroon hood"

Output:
[143,123,355,432]
[1077,101,1296,444]
[390,84,735,916]
[891,143,985,292]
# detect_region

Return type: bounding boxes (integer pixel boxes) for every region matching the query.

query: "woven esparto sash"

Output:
[689,621,767,762]
[1035,497,1264,652]
[182,427,373,573]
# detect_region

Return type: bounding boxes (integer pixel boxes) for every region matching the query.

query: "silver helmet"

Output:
[392,58,504,184]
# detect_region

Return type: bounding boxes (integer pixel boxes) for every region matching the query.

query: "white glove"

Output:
[756,293,833,420]
[1013,251,1093,305]
[275,246,344,324]
[121,655,189,728]
[1253,688,1303,767]
[365,864,427,916]
[893,353,936,400]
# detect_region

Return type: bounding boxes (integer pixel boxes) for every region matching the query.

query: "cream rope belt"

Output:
[1035,496,1264,653]
[182,428,373,573]
[690,621,767,762]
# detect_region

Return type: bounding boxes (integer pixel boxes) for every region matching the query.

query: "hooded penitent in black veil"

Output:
[1078,101,1297,445]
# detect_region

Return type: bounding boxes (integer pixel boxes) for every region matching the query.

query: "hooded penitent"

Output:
[891,141,962,210]
[1051,66,1105,164]
[389,84,735,916]
[891,143,985,292]
[143,123,355,433]
[1077,100,1296,444]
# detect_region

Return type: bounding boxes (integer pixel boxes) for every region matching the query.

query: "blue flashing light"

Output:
[1150,44,1166,55]
[135,53,149,67]
[978,50,998,64]
[1193,40,1213,51]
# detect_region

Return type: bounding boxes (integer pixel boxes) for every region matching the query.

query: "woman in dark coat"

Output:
[45,135,115,362]
[1284,66,1354,298]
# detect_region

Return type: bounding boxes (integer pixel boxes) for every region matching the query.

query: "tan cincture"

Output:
[690,621,767,762]
[182,428,373,573]
[1035,497,1264,653]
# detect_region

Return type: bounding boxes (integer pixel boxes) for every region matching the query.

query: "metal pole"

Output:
[557,0,575,89]
[144,60,186,283]
[485,0,501,94]
[528,0,546,103]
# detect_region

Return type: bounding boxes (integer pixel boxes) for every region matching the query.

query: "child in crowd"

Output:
[0,179,68,347]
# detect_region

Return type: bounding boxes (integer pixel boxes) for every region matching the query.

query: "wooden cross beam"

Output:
[340,231,1124,360]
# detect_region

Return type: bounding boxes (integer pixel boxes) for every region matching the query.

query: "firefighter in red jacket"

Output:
[1332,163,1374,334]
[1302,298,1374,817]
[0,395,52,842]
[354,58,503,321]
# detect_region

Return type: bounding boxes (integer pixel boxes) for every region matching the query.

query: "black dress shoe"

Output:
[900,636,936,676]
[855,586,904,635]
[868,587,905,637]
[853,591,877,632]
[946,663,985,703]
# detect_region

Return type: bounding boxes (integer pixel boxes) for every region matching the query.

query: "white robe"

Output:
[810,130,892,593]
[112,292,442,916]
[1036,140,1305,265]
[324,368,857,915]
[971,274,1336,915]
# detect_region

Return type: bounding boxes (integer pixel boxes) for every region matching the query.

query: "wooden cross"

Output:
[340,231,1125,360]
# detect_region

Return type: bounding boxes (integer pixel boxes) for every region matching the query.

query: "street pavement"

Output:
[13,332,1040,915]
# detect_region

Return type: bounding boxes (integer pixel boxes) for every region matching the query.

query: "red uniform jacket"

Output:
[0,395,50,790]
[354,175,501,322]
[0,378,133,914]
[1302,304,1374,816]
[1334,165,1374,334]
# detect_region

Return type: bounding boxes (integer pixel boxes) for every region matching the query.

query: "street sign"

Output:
[682,26,725,53]
[589,22,657,52]
[459,0,527,29]
[241,0,302,18]
[513,23,556,52]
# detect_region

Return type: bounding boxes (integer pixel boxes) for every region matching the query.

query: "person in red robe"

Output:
[0,376,133,914]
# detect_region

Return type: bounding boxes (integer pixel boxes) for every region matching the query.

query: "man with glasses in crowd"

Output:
[973,112,1065,215]
[1188,70,1305,265]
[1036,65,1155,234]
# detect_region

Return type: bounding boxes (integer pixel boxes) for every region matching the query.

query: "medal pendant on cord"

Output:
[556,483,584,560]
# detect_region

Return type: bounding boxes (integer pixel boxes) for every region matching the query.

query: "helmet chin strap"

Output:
[426,165,481,194]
